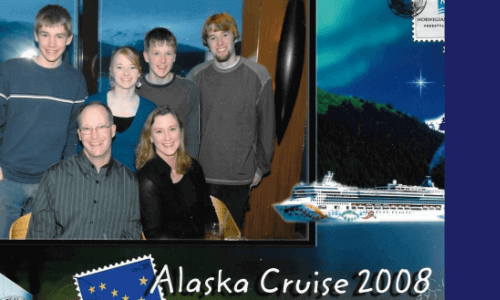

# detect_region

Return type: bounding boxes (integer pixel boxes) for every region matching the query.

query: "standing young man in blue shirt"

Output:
[0,4,88,238]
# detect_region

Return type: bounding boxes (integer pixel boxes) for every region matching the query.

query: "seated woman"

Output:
[80,46,156,172]
[135,107,218,239]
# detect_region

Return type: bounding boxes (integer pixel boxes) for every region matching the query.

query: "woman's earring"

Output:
[136,80,142,88]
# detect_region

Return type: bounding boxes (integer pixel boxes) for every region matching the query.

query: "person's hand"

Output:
[250,173,262,189]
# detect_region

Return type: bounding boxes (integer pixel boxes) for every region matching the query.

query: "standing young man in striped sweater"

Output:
[0,4,88,238]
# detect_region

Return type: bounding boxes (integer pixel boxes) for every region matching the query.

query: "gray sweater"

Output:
[187,57,275,185]
[136,75,200,159]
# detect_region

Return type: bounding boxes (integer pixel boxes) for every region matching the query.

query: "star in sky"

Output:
[139,276,148,285]
[111,289,118,297]
[88,286,95,294]
[408,69,434,97]
[122,295,129,300]
[99,283,106,291]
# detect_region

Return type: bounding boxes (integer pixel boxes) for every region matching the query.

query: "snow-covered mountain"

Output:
[425,113,445,134]
[0,20,204,63]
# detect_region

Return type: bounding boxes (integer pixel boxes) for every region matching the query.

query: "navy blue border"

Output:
[447,0,492,298]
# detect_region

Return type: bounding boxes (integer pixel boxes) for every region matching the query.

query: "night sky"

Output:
[317,0,444,121]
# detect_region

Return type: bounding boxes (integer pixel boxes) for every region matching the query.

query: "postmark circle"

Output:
[387,0,427,18]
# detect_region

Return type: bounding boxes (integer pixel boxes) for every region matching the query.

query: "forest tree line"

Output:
[317,87,445,189]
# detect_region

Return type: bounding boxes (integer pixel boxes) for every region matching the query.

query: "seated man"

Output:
[27,102,142,239]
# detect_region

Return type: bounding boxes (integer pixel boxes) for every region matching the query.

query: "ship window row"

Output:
[333,205,442,210]
[293,193,443,202]
[311,192,444,199]
[318,198,444,204]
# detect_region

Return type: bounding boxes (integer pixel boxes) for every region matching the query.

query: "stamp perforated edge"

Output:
[412,18,445,42]
[72,254,165,300]
[412,0,445,42]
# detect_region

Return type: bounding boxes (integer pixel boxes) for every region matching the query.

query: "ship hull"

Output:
[274,173,445,223]
[274,199,445,223]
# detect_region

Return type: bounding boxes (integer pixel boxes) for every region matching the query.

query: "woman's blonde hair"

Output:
[135,107,192,173]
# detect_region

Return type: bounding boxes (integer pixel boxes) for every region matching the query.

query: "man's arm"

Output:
[26,171,56,239]
[255,78,276,179]
[62,75,87,159]
[186,83,201,159]
[121,177,143,240]
[192,160,218,225]
[0,62,10,174]
[186,68,195,81]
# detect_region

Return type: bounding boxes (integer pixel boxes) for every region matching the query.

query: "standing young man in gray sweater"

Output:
[187,12,275,229]
[136,27,200,158]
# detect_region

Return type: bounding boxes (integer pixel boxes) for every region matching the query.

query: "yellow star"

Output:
[122,295,129,300]
[99,283,106,291]
[139,297,145,300]
[88,286,95,294]
[139,276,148,285]
[111,289,118,297]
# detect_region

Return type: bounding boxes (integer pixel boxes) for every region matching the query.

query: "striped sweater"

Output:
[0,58,88,183]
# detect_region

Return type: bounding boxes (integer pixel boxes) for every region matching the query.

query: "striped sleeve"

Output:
[63,74,88,159]
[26,169,57,239]
[122,175,142,239]
[0,62,10,155]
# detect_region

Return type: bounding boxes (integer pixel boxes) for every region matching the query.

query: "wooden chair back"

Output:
[9,213,32,239]
[210,196,241,238]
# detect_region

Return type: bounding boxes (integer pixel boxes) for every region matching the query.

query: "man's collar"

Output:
[76,151,114,177]
[141,73,176,88]
[103,158,114,177]
[213,56,242,72]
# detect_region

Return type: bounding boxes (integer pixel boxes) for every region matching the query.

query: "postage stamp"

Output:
[413,0,445,42]
[73,255,164,300]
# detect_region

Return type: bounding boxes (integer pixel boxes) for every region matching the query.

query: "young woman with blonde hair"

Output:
[80,46,156,172]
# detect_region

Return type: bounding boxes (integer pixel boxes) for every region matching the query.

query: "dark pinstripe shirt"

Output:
[26,151,142,239]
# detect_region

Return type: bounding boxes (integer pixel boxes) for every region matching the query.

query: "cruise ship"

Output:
[273,172,445,223]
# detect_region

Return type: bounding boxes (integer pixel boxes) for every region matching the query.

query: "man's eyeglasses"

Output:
[79,125,112,135]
